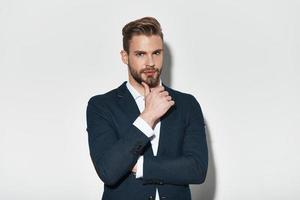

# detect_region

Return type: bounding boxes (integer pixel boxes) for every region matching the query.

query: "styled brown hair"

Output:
[122,17,164,53]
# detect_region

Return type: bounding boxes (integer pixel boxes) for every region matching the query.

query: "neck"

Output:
[128,77,161,96]
[128,78,145,96]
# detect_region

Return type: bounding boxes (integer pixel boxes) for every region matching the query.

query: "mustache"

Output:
[141,67,159,73]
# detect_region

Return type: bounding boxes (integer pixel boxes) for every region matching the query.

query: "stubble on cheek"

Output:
[141,70,160,87]
[128,65,161,88]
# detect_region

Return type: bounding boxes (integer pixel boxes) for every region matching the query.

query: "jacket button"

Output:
[148,195,153,200]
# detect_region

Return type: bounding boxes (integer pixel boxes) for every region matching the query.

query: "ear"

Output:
[120,50,129,65]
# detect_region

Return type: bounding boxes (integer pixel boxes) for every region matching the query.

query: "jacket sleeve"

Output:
[143,95,208,185]
[86,97,151,186]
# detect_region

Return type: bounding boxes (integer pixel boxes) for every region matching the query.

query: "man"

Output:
[86,17,208,200]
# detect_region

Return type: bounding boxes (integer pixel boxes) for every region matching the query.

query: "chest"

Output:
[111,104,187,157]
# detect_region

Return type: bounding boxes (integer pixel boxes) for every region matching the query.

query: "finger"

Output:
[165,96,172,101]
[152,86,165,93]
[141,82,150,96]
[169,100,175,106]
[160,91,169,97]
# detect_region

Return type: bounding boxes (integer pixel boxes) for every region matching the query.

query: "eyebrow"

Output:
[133,49,163,54]
[153,49,163,53]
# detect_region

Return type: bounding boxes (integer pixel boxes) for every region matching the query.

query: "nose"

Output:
[146,55,155,68]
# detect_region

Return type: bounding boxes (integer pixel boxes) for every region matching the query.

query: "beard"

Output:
[128,65,162,88]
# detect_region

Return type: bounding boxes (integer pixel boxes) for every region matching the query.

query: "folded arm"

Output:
[86,97,151,186]
[142,95,208,185]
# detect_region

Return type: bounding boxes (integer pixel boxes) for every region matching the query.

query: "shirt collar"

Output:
[126,80,162,101]
[126,81,143,101]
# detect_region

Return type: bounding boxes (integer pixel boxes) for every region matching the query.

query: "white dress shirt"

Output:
[126,81,161,200]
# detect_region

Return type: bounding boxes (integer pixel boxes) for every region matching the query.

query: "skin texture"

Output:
[120,35,175,172]
[121,35,163,94]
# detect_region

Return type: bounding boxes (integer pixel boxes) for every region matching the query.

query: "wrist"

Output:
[140,111,157,128]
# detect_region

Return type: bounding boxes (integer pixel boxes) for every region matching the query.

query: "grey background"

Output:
[0,0,299,199]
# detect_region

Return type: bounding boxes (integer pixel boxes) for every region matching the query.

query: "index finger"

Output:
[141,82,150,96]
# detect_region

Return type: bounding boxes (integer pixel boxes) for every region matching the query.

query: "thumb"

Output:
[141,82,150,96]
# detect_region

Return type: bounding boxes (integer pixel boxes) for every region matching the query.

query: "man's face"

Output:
[121,35,163,88]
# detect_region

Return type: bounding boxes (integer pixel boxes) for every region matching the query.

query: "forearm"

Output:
[87,99,152,186]
[143,95,208,185]
[143,153,208,185]
[89,125,150,186]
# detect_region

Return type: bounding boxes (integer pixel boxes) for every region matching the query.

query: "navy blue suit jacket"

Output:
[86,82,208,200]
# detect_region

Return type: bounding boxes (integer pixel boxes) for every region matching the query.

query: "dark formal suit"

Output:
[86,81,208,200]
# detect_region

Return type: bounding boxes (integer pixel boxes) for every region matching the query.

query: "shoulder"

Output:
[88,89,117,106]
[87,82,125,107]
[165,86,205,124]
[165,85,199,104]
[164,85,204,118]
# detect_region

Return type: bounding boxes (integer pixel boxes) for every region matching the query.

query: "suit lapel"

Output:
[116,82,154,156]
[116,82,176,157]
[116,82,141,123]
[157,85,177,157]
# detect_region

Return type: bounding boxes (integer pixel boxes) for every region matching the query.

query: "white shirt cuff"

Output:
[135,156,144,178]
[133,117,155,138]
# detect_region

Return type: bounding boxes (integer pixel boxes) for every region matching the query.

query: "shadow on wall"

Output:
[162,42,217,200]
[191,121,217,200]
[161,43,172,86]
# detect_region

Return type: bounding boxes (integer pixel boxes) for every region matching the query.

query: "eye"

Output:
[136,52,144,57]
[154,51,161,55]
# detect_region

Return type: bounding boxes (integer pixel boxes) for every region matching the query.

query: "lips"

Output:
[144,70,156,76]
[144,70,155,73]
